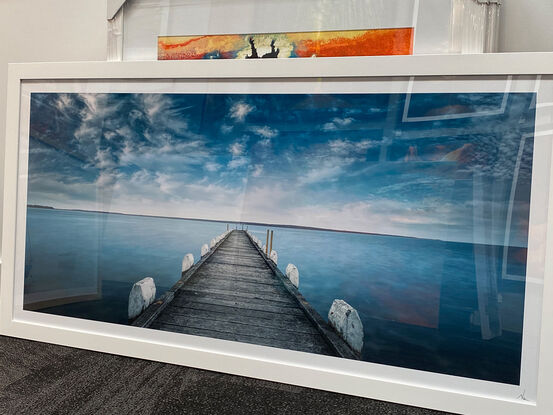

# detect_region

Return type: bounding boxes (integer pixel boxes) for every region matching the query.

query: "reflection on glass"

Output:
[24,89,534,384]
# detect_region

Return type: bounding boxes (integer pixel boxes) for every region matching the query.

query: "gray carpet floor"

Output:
[0,335,451,414]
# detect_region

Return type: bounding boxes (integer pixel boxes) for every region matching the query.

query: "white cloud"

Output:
[250,125,278,138]
[388,215,445,225]
[28,172,98,205]
[328,138,375,155]
[205,162,221,172]
[96,170,120,188]
[241,184,294,219]
[221,124,234,134]
[74,124,102,144]
[155,172,179,194]
[229,101,254,122]
[115,125,136,141]
[29,146,54,155]
[80,94,102,119]
[333,117,353,126]
[94,148,117,169]
[55,94,73,112]
[300,165,343,185]
[251,164,264,177]
[103,131,118,140]
[229,142,245,156]
[322,117,354,131]
[47,165,249,222]
[297,138,374,185]
[119,138,210,170]
[239,188,465,242]
[228,157,248,169]
[72,94,123,153]
[142,94,166,120]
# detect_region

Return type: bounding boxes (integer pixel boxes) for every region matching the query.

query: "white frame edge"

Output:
[2,53,553,415]
[5,53,553,79]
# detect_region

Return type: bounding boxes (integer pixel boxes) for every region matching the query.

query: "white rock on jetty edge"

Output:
[128,277,156,320]
[182,253,194,272]
[328,299,363,354]
[285,263,299,288]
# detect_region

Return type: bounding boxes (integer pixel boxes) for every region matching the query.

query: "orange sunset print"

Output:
[158,28,414,60]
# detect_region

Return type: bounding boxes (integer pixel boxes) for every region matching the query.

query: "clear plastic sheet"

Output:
[108,0,501,61]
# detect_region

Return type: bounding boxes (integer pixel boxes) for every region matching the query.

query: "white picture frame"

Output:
[2,54,553,414]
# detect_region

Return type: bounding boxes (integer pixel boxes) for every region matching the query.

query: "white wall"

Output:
[0,0,107,255]
[498,0,553,52]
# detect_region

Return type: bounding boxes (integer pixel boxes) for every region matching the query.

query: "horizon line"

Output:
[27,203,440,241]
[26,204,526,248]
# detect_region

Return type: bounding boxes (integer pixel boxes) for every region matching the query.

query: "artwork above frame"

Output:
[157,28,414,60]
[2,54,553,415]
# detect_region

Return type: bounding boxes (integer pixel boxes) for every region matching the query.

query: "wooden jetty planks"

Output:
[151,306,321,335]
[150,323,334,355]
[187,278,289,297]
[136,229,358,359]
[168,301,317,328]
[171,290,303,313]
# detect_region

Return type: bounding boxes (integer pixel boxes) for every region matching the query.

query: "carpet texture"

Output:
[0,336,451,414]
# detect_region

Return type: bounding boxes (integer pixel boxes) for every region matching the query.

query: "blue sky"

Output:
[28,91,535,245]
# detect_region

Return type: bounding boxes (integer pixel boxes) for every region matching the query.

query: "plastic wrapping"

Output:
[108,0,501,61]
[450,0,501,54]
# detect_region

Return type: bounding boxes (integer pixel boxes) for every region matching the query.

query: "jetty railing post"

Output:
[270,230,274,254]
[266,229,270,254]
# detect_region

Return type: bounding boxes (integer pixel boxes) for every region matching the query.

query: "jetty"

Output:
[131,229,362,359]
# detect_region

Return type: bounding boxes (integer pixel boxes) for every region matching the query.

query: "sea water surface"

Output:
[25,207,525,384]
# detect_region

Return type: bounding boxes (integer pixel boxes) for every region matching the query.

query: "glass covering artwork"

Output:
[24,89,534,385]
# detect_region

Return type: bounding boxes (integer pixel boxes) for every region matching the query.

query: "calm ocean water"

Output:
[25,207,525,384]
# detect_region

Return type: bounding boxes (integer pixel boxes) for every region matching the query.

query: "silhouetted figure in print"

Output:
[246,37,259,59]
[262,39,280,58]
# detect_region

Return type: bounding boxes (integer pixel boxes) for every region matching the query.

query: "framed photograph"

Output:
[2,54,553,414]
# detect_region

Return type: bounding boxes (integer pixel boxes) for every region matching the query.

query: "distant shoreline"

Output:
[26,204,524,247]
[27,204,430,240]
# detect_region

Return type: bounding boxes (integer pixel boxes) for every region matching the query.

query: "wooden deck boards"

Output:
[171,290,303,313]
[139,230,357,358]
